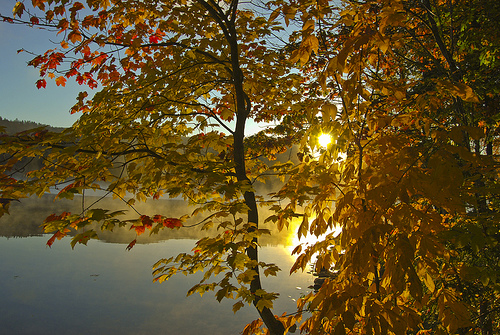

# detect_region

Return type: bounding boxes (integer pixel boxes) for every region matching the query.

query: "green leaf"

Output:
[70,230,98,249]
[255,297,273,312]
[232,301,245,313]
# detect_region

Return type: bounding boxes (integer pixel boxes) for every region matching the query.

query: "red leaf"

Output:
[163,218,182,228]
[76,75,85,85]
[126,239,137,251]
[47,234,56,247]
[36,79,47,89]
[66,68,78,78]
[44,212,70,223]
[30,17,40,25]
[149,35,161,44]
[88,79,98,89]
[130,215,154,236]
[140,215,153,228]
[57,182,75,195]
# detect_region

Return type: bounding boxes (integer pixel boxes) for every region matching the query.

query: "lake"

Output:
[0,195,314,334]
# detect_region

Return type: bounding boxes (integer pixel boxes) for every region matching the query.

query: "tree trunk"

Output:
[228,10,285,335]
[233,118,285,335]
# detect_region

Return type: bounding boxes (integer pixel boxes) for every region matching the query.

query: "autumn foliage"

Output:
[1,0,500,334]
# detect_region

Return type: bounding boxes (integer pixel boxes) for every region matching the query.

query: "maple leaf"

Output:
[44,212,70,223]
[12,2,25,18]
[149,35,161,44]
[46,229,70,247]
[163,218,182,229]
[126,239,137,251]
[140,215,153,228]
[36,79,47,89]
[5,0,500,334]
[55,76,67,86]
[68,30,82,43]
[131,224,145,235]
[32,0,45,10]
[66,68,78,78]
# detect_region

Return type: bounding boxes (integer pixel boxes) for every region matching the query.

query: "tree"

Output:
[1,0,500,334]
[271,0,500,333]
[1,1,299,334]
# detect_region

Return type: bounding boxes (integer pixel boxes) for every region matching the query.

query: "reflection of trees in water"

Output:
[0,194,292,246]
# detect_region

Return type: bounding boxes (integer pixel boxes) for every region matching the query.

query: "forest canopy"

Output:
[1,0,500,334]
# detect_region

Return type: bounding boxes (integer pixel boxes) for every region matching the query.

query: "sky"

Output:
[0,1,89,127]
[0,1,276,133]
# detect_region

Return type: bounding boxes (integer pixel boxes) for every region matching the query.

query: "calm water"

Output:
[0,195,313,335]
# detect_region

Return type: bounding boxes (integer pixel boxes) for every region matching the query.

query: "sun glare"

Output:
[286,217,343,264]
[318,133,332,148]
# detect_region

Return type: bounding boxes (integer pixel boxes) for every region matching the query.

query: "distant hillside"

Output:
[0,117,65,135]
[0,117,66,174]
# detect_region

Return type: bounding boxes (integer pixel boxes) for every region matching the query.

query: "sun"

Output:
[318,133,332,148]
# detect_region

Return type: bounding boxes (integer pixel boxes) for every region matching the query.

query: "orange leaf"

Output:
[55,76,67,86]
[132,225,146,235]
[71,2,85,12]
[68,30,82,43]
[46,230,69,247]
[32,0,46,10]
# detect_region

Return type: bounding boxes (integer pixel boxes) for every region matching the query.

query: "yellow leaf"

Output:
[322,103,338,120]
[423,272,435,292]
[435,80,479,103]
[232,301,245,313]
[302,19,315,32]
[268,8,280,22]
[255,297,273,311]
[304,35,319,54]
[13,2,25,17]
[394,90,405,100]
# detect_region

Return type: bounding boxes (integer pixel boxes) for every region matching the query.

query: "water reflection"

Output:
[0,195,313,334]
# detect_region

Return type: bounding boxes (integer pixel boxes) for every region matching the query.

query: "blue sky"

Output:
[0,1,274,134]
[0,1,82,127]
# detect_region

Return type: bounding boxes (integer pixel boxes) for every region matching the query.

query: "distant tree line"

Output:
[0,117,65,174]
[0,117,64,135]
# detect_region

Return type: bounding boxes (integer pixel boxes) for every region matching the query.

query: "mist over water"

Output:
[0,195,313,335]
